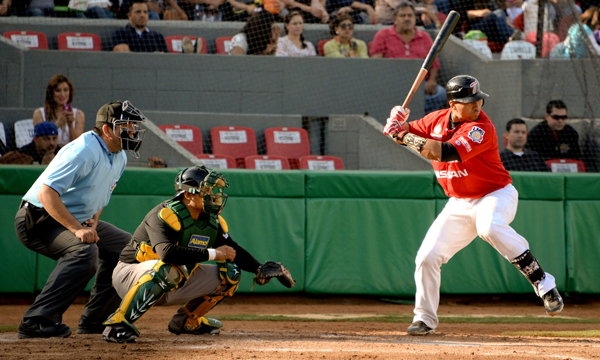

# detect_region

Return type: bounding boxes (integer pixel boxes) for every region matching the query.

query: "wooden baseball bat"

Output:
[402,10,460,109]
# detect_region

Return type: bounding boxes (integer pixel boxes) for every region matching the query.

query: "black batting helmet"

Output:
[446,75,489,103]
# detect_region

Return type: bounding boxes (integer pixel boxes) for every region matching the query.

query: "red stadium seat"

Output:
[3,31,48,50]
[159,124,203,155]
[164,35,208,54]
[317,39,327,56]
[215,36,233,54]
[299,155,344,170]
[264,127,310,169]
[57,32,102,51]
[196,154,237,169]
[210,126,257,168]
[545,159,586,173]
[245,155,290,170]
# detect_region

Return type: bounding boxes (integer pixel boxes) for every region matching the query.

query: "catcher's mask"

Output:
[96,100,147,158]
[175,166,229,215]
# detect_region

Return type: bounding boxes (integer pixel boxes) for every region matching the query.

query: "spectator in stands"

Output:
[450,0,514,44]
[276,11,317,56]
[230,11,281,55]
[143,0,187,20]
[420,0,441,29]
[33,74,85,147]
[0,0,11,16]
[500,118,550,172]
[526,100,582,160]
[326,0,377,25]
[17,122,61,166]
[111,0,168,52]
[370,2,446,114]
[323,14,369,57]
[505,0,523,24]
[280,0,329,24]
[523,0,552,36]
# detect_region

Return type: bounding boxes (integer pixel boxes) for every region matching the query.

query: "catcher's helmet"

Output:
[175,166,229,215]
[446,75,489,103]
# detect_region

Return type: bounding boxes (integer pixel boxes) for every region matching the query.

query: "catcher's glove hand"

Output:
[252,261,295,290]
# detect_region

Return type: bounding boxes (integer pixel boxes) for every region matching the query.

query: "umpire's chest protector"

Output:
[160,200,220,250]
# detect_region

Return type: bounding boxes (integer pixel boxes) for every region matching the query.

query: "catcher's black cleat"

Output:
[169,317,222,336]
[18,317,72,339]
[102,324,138,343]
[542,288,564,316]
[407,321,435,336]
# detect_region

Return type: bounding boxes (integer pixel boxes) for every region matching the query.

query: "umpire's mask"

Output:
[96,100,147,158]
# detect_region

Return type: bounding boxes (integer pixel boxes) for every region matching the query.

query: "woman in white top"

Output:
[276,11,317,57]
[230,11,281,55]
[33,74,85,147]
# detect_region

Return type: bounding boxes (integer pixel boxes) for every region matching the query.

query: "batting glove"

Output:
[390,105,409,123]
[383,118,402,136]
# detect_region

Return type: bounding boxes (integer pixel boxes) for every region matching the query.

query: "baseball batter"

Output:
[102,166,294,343]
[383,75,564,335]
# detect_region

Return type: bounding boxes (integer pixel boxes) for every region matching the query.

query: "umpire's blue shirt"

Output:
[23,131,127,223]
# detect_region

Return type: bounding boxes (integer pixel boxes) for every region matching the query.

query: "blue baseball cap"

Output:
[34,122,59,137]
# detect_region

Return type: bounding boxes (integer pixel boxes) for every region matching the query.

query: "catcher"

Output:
[101,166,295,343]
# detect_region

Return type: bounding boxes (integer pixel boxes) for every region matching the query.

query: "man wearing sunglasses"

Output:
[525,99,582,161]
[14,101,147,339]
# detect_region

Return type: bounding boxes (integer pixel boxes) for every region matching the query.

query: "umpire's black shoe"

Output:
[407,321,435,336]
[18,317,72,339]
[542,288,564,316]
[77,317,105,334]
[102,324,138,343]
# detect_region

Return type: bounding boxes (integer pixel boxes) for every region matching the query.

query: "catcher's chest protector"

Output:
[161,200,220,250]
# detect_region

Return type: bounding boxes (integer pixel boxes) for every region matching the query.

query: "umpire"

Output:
[14,100,147,339]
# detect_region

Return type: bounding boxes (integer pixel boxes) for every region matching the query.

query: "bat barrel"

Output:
[422,10,460,71]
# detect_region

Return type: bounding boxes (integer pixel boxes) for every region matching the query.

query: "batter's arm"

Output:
[395,134,461,162]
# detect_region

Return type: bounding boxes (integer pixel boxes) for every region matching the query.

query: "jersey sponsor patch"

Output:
[459,136,472,152]
[188,234,210,249]
[468,126,485,144]
[431,124,443,139]
[435,169,469,179]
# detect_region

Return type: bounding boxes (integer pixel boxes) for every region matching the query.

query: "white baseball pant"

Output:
[412,184,557,329]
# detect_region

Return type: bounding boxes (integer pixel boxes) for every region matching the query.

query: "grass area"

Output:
[0,325,18,333]
[216,314,600,324]
[502,330,600,338]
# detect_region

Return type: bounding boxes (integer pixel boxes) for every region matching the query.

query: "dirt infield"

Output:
[1,294,599,360]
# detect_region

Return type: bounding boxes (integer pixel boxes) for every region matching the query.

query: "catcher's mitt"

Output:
[252,261,295,290]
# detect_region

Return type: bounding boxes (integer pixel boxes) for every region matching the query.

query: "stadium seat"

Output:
[14,119,34,148]
[196,154,237,169]
[215,36,233,54]
[299,155,344,170]
[57,32,102,51]
[3,31,48,50]
[159,124,203,155]
[164,35,208,54]
[245,155,290,170]
[264,127,310,169]
[210,126,257,168]
[317,39,327,56]
[545,159,587,173]
[0,122,6,147]
[462,39,493,59]
[500,40,536,60]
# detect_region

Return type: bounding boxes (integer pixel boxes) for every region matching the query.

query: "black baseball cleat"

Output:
[77,317,106,334]
[18,317,72,339]
[407,321,435,336]
[102,324,138,343]
[542,288,564,316]
[168,317,222,336]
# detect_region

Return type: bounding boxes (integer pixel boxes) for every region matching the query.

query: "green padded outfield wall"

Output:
[0,166,599,295]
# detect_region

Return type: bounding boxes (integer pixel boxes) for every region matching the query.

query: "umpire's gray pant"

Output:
[15,207,131,325]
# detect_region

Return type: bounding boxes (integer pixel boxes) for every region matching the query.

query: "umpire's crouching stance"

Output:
[101,166,295,343]
[15,101,147,339]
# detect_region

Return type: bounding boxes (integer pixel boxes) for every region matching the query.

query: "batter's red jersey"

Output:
[408,109,512,199]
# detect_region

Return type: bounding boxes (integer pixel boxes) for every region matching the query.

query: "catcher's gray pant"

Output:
[413,184,557,329]
[15,207,131,326]
[111,260,222,328]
